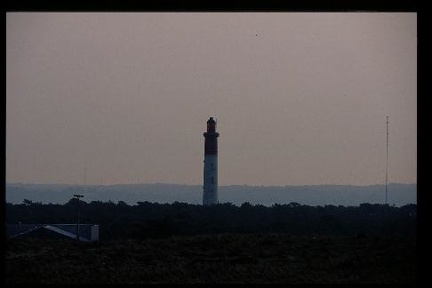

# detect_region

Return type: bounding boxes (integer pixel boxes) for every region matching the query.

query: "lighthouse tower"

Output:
[203,117,219,206]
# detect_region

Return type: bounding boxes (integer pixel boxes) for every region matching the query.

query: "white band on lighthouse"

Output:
[203,155,218,205]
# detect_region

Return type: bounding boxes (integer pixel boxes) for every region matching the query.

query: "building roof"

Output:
[6,224,97,242]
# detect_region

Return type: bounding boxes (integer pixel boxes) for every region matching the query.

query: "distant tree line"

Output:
[5,199,416,240]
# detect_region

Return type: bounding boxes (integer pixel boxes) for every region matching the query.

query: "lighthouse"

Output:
[203,117,219,206]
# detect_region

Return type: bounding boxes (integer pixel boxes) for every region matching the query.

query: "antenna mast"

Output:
[385,116,389,205]
[84,163,87,186]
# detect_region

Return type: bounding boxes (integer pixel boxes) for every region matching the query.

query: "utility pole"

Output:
[385,116,389,205]
[74,194,84,240]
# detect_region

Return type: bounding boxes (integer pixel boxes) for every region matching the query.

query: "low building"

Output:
[5,223,99,242]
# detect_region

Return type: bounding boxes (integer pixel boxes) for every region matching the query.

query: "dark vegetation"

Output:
[6,200,416,240]
[5,200,417,284]
[6,234,416,284]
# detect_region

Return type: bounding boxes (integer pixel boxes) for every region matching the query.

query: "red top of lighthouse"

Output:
[207,117,216,133]
[204,117,219,155]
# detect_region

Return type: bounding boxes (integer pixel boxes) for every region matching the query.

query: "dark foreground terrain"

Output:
[5,233,416,284]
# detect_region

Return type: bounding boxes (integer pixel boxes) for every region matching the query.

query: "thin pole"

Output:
[77,198,80,240]
[385,116,389,205]
[74,194,83,240]
[84,163,87,186]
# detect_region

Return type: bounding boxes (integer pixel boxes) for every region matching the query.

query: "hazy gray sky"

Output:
[6,13,416,186]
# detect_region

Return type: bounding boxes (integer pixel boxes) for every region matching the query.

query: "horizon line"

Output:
[6,181,417,187]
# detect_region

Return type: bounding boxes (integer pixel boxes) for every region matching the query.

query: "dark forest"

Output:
[6,200,416,240]
[5,200,417,284]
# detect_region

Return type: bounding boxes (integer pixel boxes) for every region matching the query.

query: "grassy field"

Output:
[5,233,416,284]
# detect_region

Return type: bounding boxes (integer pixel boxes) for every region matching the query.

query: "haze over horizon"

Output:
[5,181,416,187]
[7,13,416,187]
